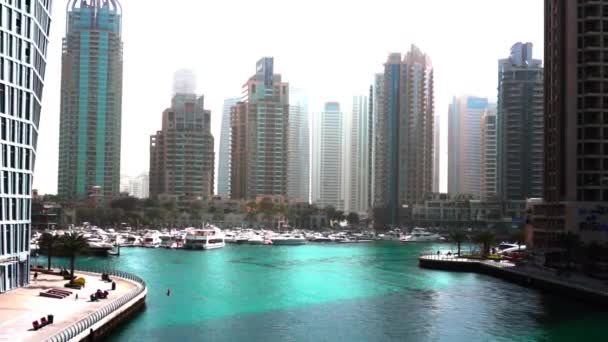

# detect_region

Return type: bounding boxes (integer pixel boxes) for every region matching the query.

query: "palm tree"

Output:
[448,230,467,256]
[58,233,89,282]
[38,232,57,271]
[472,230,495,258]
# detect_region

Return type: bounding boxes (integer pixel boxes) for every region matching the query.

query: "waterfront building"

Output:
[346,95,371,214]
[149,71,214,205]
[532,1,608,246]
[58,0,123,202]
[312,102,344,210]
[0,0,53,293]
[432,114,441,193]
[371,73,384,211]
[480,107,498,201]
[230,57,289,200]
[372,46,435,226]
[497,42,544,202]
[217,97,240,198]
[448,96,489,198]
[287,87,309,202]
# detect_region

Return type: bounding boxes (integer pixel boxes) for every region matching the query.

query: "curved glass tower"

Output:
[58,0,123,202]
[0,0,53,293]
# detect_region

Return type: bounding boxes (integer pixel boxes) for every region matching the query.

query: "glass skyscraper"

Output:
[0,0,53,293]
[58,0,123,201]
[217,97,240,198]
[287,87,309,202]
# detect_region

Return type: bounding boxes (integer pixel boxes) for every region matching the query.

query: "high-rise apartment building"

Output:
[432,114,441,193]
[373,46,434,226]
[149,71,214,204]
[124,173,149,199]
[313,102,344,210]
[497,42,544,202]
[230,57,289,200]
[372,74,385,210]
[533,1,608,246]
[217,97,240,198]
[346,95,371,214]
[448,96,489,198]
[481,107,498,201]
[58,0,123,201]
[0,0,53,293]
[287,87,309,202]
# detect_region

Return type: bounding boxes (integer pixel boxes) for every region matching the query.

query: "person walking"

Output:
[166,288,171,296]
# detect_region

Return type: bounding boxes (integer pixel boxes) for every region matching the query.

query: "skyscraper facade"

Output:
[313,102,344,210]
[287,87,309,202]
[0,0,53,293]
[373,46,434,226]
[432,114,441,193]
[58,0,123,201]
[346,95,371,214]
[217,97,239,198]
[230,57,289,200]
[481,107,498,201]
[497,42,544,202]
[149,71,214,204]
[448,96,489,198]
[534,1,608,246]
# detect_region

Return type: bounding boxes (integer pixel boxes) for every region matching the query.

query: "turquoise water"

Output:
[34,242,608,341]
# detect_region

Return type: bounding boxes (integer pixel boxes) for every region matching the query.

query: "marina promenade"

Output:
[419,254,608,304]
[0,269,146,342]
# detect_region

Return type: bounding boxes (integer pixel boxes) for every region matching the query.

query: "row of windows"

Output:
[1,116,32,145]
[0,222,30,255]
[0,57,33,90]
[0,196,30,221]
[1,143,33,171]
[0,30,32,63]
[0,83,40,126]
[1,170,31,195]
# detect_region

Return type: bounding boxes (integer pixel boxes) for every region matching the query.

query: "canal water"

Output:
[34,242,608,341]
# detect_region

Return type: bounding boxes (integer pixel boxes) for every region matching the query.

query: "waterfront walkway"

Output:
[0,271,137,342]
[420,254,608,302]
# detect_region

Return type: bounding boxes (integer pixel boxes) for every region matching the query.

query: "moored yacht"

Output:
[184,228,225,250]
[271,234,307,246]
[400,228,442,242]
[142,232,161,248]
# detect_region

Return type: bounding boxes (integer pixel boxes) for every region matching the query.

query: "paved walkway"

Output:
[0,270,136,342]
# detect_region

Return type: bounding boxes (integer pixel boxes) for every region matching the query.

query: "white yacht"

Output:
[271,234,307,246]
[159,233,173,248]
[86,237,114,255]
[248,235,265,245]
[497,242,526,254]
[142,232,162,248]
[400,228,443,242]
[184,228,225,250]
[224,232,237,244]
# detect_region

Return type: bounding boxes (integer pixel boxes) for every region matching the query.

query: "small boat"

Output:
[248,236,264,245]
[271,234,307,246]
[400,228,442,242]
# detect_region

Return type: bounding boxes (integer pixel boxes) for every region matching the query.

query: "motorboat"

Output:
[86,237,114,256]
[224,232,237,244]
[497,242,526,254]
[184,228,225,250]
[248,235,265,245]
[271,234,307,246]
[159,234,173,248]
[141,232,161,248]
[400,228,442,242]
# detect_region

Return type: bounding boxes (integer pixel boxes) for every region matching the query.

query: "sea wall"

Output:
[419,257,608,306]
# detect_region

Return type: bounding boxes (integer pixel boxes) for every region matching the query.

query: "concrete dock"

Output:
[419,254,608,305]
[0,269,146,342]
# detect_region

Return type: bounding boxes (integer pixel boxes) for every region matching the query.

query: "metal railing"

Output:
[43,265,146,342]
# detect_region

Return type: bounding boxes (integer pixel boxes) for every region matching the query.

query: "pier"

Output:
[0,267,146,342]
[419,254,608,305]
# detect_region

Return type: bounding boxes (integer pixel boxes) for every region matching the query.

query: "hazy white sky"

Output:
[34,0,543,195]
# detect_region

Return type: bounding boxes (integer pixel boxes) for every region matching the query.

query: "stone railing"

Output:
[43,265,146,342]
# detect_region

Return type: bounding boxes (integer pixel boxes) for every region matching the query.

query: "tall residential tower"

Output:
[497,42,544,201]
[149,71,215,204]
[287,87,310,202]
[230,58,289,200]
[534,1,608,246]
[346,95,371,214]
[313,102,344,210]
[217,97,240,198]
[58,0,123,202]
[0,0,53,293]
[373,46,434,226]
